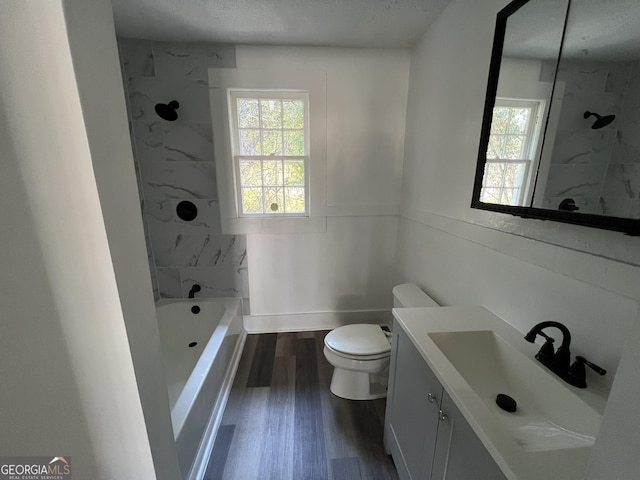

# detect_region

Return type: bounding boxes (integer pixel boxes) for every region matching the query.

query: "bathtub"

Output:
[156,297,245,480]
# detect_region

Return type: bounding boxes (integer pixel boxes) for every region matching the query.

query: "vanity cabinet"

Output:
[431,390,507,479]
[385,324,506,480]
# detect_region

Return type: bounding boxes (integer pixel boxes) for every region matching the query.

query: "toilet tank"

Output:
[392,283,439,308]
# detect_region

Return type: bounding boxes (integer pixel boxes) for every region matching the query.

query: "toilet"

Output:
[323,283,439,400]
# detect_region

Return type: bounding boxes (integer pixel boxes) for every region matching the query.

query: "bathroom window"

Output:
[481,99,542,206]
[229,91,309,217]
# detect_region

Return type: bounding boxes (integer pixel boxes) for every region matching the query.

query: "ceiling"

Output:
[111,0,452,48]
[504,0,640,61]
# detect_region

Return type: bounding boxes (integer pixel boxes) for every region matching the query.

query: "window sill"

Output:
[221,215,327,234]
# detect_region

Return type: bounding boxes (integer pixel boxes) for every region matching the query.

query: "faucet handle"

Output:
[575,356,606,376]
[567,356,606,388]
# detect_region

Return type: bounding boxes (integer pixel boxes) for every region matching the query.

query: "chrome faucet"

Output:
[524,321,606,388]
[188,284,201,299]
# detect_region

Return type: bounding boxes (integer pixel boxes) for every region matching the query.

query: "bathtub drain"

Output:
[188,342,197,348]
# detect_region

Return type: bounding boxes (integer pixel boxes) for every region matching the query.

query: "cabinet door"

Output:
[387,328,443,480]
[431,391,506,480]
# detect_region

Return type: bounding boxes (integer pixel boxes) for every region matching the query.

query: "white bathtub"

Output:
[156,297,245,480]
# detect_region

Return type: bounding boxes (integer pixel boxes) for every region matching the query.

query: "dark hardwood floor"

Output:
[204,331,399,480]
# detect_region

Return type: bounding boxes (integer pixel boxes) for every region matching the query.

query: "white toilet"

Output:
[323,283,439,400]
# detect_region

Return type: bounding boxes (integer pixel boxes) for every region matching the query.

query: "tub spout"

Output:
[188,284,201,299]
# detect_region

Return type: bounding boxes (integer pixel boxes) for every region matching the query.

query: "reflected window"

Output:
[480,99,542,206]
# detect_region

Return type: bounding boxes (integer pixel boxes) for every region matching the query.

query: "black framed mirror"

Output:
[472,0,640,236]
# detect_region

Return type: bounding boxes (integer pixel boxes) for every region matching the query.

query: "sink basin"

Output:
[428,330,601,452]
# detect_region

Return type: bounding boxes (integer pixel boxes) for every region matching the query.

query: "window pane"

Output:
[261,100,282,129]
[242,187,263,213]
[239,160,262,186]
[508,108,530,134]
[231,92,309,218]
[283,100,304,128]
[240,129,262,155]
[504,135,525,159]
[284,130,304,155]
[480,187,501,204]
[484,162,505,187]
[237,99,259,128]
[284,187,305,213]
[264,187,284,213]
[501,188,519,206]
[491,107,510,134]
[262,130,283,156]
[284,160,305,186]
[263,160,283,186]
[504,163,526,188]
[487,135,506,159]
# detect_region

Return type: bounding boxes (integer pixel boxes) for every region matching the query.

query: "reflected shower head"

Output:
[583,111,615,130]
[155,100,180,121]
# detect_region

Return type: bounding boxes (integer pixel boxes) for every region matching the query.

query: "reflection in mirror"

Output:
[473,0,640,235]
[533,0,640,220]
[479,0,567,207]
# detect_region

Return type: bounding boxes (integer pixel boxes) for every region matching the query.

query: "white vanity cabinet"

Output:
[385,322,443,479]
[385,322,507,480]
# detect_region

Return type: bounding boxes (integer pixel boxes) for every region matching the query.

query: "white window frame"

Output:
[228,91,310,218]
[481,98,545,206]
[209,68,327,234]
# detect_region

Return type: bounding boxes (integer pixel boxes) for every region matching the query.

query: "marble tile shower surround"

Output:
[118,38,250,309]
[542,60,640,218]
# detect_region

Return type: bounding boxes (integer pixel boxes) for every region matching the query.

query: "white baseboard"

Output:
[187,330,247,480]
[243,309,393,333]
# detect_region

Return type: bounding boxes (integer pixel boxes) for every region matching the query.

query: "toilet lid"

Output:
[325,324,391,356]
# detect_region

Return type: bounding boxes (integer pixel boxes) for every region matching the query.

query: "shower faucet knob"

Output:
[558,198,579,211]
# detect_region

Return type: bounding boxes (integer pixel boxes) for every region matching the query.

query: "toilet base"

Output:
[329,367,388,400]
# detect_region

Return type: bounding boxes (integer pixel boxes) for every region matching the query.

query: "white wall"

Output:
[237,46,409,214]
[62,2,181,479]
[235,46,410,324]
[586,309,640,478]
[248,216,399,314]
[398,0,640,474]
[0,1,160,478]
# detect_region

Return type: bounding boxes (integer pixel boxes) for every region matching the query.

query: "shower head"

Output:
[583,111,615,130]
[155,100,180,121]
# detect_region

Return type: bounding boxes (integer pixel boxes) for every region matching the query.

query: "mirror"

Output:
[472,0,640,236]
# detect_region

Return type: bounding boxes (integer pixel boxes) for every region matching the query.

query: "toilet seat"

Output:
[324,344,390,361]
[324,324,391,357]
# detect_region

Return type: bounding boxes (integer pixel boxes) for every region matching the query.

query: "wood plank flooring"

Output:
[204,331,399,480]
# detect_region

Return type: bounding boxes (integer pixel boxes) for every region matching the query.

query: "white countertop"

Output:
[392,306,608,480]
